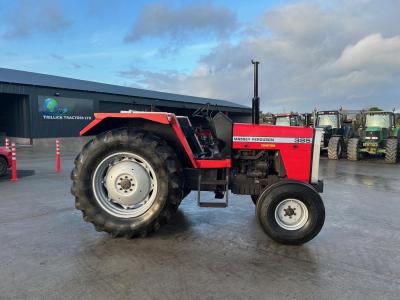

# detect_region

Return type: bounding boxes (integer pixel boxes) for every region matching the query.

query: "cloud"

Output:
[119,1,400,112]
[3,0,70,38]
[50,53,65,61]
[329,34,400,73]
[4,51,18,56]
[50,53,93,69]
[118,66,182,89]
[124,3,237,45]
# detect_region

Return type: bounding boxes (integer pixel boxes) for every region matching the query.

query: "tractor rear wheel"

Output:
[328,136,342,160]
[71,128,184,238]
[385,138,398,164]
[347,138,360,161]
[256,181,325,245]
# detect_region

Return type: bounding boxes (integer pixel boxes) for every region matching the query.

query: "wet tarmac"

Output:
[0,148,399,299]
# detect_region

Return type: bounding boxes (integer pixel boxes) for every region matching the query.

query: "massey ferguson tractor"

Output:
[347,110,399,163]
[71,61,325,245]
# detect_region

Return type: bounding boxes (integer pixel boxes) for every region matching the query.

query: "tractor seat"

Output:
[211,112,233,159]
[176,116,206,158]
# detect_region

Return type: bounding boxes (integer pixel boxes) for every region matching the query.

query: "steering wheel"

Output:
[191,103,218,137]
[192,103,211,118]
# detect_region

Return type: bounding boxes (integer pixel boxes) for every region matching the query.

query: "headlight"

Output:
[365,136,378,140]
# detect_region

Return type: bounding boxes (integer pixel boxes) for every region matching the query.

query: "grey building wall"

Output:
[0,82,251,139]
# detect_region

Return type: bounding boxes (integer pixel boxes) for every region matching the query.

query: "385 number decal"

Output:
[233,136,313,144]
[294,138,312,144]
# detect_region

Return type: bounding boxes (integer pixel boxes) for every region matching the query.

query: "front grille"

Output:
[365,131,379,140]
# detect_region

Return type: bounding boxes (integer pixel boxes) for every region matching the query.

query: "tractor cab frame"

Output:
[272,113,301,126]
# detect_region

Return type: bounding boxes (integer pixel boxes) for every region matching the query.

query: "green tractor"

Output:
[347,111,399,163]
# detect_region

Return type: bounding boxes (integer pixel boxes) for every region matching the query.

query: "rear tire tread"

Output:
[71,128,183,238]
[347,138,360,161]
[328,137,341,160]
[385,138,399,164]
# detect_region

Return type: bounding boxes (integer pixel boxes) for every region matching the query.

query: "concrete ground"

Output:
[0,147,399,300]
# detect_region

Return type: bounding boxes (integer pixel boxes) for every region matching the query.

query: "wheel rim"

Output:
[92,152,158,218]
[274,199,309,230]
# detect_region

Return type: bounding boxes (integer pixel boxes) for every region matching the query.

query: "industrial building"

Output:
[0,68,251,142]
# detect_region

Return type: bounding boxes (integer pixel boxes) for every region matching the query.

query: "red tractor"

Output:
[71,61,325,245]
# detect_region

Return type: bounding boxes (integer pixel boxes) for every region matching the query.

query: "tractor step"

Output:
[197,169,229,208]
[199,179,227,185]
[198,201,228,208]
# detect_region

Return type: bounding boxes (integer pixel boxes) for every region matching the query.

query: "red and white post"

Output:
[5,137,10,149]
[56,139,61,172]
[11,142,17,182]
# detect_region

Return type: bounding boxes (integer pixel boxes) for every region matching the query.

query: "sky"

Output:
[0,0,399,112]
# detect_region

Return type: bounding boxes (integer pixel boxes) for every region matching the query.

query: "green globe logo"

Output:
[43,98,58,113]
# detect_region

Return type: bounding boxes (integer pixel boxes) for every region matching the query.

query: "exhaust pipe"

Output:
[251,60,260,124]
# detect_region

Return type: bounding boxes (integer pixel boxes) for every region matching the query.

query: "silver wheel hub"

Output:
[92,152,158,218]
[104,160,151,207]
[274,199,308,230]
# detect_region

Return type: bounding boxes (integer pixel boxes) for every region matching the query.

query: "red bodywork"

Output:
[81,112,314,181]
[0,146,12,168]
[233,123,313,182]
[81,112,232,169]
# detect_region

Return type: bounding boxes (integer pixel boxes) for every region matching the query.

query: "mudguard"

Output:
[80,112,231,169]
[80,112,171,136]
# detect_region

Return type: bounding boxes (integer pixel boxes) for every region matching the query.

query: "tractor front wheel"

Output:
[256,181,325,245]
[347,138,360,161]
[385,138,399,164]
[71,128,184,238]
[328,136,343,160]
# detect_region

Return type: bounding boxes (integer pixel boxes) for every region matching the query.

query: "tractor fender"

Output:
[80,112,197,167]
[80,112,171,136]
[259,179,323,201]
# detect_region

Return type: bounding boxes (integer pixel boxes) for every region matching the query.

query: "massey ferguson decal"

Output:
[233,136,313,144]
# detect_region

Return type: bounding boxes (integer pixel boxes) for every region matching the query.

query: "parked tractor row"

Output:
[267,110,399,163]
